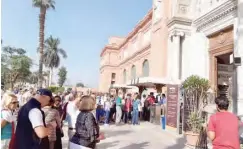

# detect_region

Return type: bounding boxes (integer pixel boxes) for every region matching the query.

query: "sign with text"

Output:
[166,84,179,128]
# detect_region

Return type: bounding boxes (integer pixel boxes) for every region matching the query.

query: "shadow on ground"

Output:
[104,130,132,138]
[97,141,119,149]
[165,136,186,149]
[119,142,150,149]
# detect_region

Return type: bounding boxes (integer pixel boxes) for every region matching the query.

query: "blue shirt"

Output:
[1,112,12,140]
[132,99,141,111]
[160,97,166,105]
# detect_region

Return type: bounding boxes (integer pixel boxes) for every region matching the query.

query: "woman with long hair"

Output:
[70,95,105,149]
[1,93,18,149]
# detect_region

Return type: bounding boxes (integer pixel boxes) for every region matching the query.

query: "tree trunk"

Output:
[38,6,46,89]
[49,68,53,87]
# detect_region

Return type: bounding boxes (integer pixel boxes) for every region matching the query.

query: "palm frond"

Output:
[58,48,67,58]
[32,0,55,10]
[42,35,65,69]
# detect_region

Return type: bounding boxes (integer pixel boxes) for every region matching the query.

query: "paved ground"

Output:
[62,122,187,149]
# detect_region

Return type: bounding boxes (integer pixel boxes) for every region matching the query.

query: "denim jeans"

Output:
[105,110,110,124]
[132,110,139,125]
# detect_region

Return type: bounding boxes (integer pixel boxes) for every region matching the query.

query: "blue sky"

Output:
[2,0,152,87]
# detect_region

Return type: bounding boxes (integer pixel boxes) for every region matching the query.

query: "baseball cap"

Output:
[37,89,53,102]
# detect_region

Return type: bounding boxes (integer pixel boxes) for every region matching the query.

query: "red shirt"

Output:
[124,98,132,112]
[148,97,155,105]
[208,112,240,149]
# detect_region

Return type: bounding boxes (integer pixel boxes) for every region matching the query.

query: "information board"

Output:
[166,84,179,128]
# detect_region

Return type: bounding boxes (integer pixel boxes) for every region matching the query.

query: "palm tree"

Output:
[33,0,55,88]
[43,35,67,86]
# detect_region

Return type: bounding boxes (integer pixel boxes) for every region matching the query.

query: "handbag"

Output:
[9,122,16,149]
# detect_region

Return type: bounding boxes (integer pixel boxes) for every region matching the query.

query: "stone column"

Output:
[170,31,185,82]
[235,0,243,117]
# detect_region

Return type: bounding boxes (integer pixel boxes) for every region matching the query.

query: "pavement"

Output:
[62,122,188,149]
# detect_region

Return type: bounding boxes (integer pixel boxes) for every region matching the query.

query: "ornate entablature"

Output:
[167,17,192,38]
[194,0,237,35]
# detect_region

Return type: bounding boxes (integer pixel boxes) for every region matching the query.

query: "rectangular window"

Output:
[111,73,116,79]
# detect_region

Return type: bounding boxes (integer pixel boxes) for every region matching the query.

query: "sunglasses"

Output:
[11,101,19,104]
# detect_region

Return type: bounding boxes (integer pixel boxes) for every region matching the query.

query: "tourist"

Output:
[16,90,24,107]
[109,95,116,123]
[115,94,122,125]
[124,94,132,124]
[143,96,150,121]
[160,94,167,115]
[70,95,105,149]
[42,99,62,149]
[132,93,141,125]
[207,96,240,149]
[148,92,155,105]
[66,91,80,147]
[52,96,64,149]
[1,93,18,149]
[104,96,111,126]
[14,89,53,149]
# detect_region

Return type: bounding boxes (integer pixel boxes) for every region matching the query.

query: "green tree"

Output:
[1,46,32,89]
[42,35,67,86]
[58,66,67,87]
[33,0,55,88]
[76,82,85,87]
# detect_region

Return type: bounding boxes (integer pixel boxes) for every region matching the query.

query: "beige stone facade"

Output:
[99,0,243,116]
[99,4,169,93]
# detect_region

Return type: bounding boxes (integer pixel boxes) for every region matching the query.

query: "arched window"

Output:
[123,69,127,83]
[131,65,136,79]
[142,60,149,77]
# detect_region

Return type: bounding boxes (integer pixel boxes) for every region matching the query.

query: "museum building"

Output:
[99,0,243,116]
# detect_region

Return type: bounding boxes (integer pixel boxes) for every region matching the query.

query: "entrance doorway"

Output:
[208,27,234,97]
[216,52,233,97]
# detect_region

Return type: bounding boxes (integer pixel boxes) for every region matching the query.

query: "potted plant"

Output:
[185,112,204,146]
[182,75,210,146]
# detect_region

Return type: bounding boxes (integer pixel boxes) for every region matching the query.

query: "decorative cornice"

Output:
[100,44,151,70]
[100,44,119,57]
[167,17,192,28]
[100,9,153,57]
[100,64,117,71]
[194,0,237,32]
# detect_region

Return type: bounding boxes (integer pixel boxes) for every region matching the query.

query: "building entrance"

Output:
[208,27,233,97]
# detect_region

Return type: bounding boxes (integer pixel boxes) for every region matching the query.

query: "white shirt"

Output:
[66,101,79,128]
[28,108,44,128]
[141,97,146,107]
[1,109,14,123]
[104,101,111,111]
[28,108,56,129]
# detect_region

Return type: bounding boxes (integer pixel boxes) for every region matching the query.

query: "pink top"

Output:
[208,112,240,149]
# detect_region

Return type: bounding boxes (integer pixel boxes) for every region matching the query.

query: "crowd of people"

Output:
[95,92,167,126]
[1,87,243,149]
[0,87,167,149]
[1,88,106,149]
